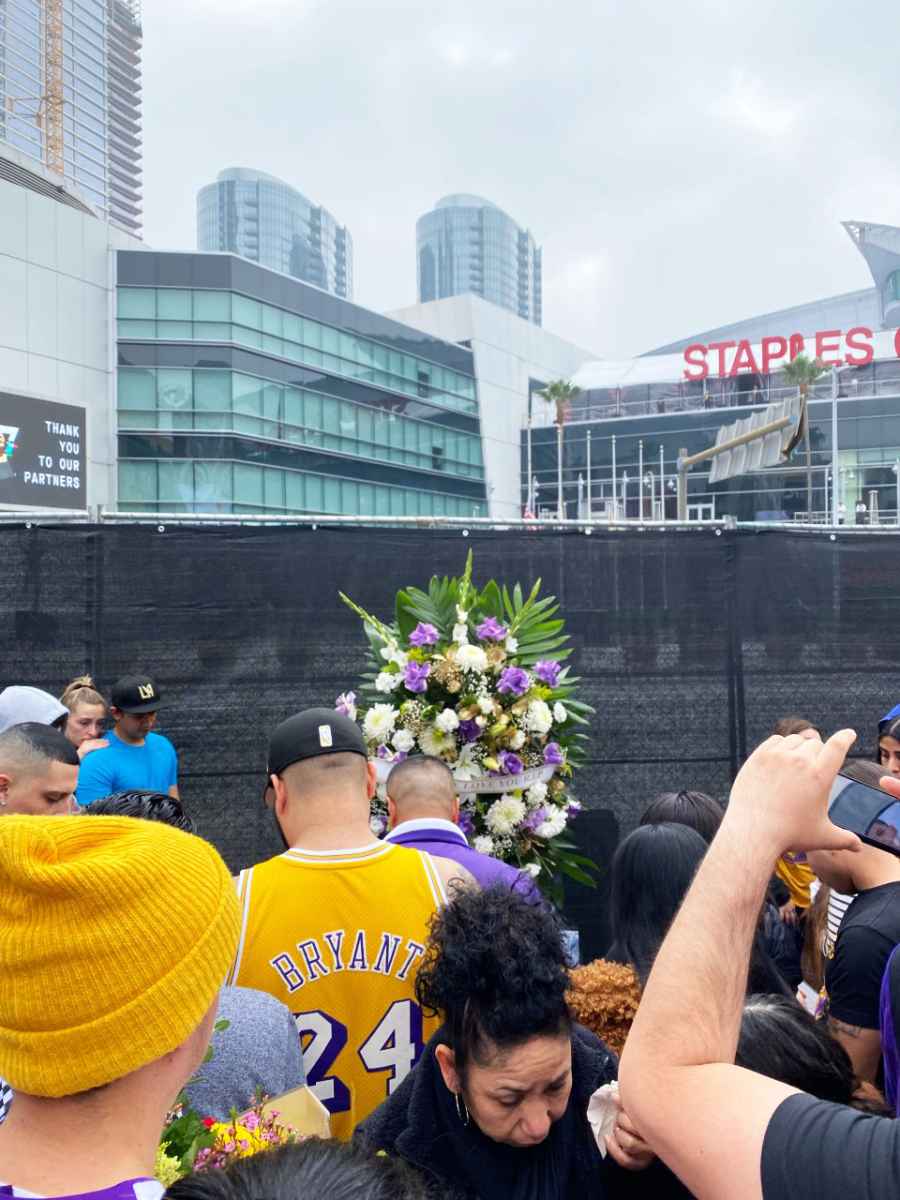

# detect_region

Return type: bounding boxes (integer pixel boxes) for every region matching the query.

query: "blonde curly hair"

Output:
[567,959,643,1056]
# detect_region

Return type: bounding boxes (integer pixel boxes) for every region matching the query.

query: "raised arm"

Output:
[619,730,861,1200]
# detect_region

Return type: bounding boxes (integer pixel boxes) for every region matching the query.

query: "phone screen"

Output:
[829,772,900,856]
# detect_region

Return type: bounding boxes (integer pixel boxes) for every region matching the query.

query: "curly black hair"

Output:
[415,885,571,1072]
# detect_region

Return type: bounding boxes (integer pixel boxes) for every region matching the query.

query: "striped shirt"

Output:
[0,1079,11,1125]
[824,889,854,959]
[0,1181,162,1200]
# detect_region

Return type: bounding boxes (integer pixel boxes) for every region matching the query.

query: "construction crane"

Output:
[3,0,65,177]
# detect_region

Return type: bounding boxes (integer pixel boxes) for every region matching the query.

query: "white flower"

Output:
[485,796,527,836]
[363,704,399,742]
[419,725,450,756]
[375,671,401,693]
[535,808,568,839]
[473,835,495,856]
[475,715,488,728]
[526,781,549,807]
[435,708,461,734]
[456,644,488,673]
[478,696,495,715]
[456,606,469,622]
[452,623,469,645]
[509,729,526,750]
[370,814,387,836]
[392,728,415,753]
[553,702,568,724]
[390,649,408,669]
[379,642,396,661]
[524,699,553,736]
[522,862,542,879]
[505,636,519,653]
[453,744,482,781]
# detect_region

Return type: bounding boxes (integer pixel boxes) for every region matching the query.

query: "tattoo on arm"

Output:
[829,1017,864,1039]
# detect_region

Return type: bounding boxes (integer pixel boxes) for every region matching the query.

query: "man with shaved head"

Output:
[0,723,79,816]
[231,709,473,1141]
[384,753,539,900]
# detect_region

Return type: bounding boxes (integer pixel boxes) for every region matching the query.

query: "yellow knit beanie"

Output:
[0,814,240,1097]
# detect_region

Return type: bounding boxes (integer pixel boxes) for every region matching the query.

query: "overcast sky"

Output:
[141,0,900,359]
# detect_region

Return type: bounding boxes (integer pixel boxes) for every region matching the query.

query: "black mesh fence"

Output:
[3,523,898,955]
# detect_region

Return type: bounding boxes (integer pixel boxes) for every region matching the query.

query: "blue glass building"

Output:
[197,168,353,300]
[116,251,486,517]
[417,195,542,325]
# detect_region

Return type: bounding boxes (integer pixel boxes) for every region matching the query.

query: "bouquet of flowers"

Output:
[156,1093,302,1183]
[338,552,596,901]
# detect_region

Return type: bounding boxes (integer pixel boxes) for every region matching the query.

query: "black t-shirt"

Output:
[762,1093,900,1198]
[825,881,900,1028]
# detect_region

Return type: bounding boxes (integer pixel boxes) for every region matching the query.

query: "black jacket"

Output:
[356,1023,689,1200]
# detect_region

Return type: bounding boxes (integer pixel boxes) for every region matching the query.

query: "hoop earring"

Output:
[454,1091,470,1127]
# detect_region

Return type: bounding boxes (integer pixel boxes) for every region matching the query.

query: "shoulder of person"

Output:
[570,1022,618,1096]
[431,853,477,893]
[147,730,177,753]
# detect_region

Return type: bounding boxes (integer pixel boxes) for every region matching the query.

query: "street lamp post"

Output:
[638,440,644,519]
[659,444,665,521]
[586,429,592,522]
[557,421,564,521]
[893,460,900,525]
[526,416,533,512]
[611,435,618,519]
[831,366,840,529]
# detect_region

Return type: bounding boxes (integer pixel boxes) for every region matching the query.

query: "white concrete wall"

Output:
[0,172,140,511]
[389,295,600,519]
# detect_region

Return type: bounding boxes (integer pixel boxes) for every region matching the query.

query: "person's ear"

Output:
[272,773,289,819]
[450,795,460,824]
[435,1043,461,1095]
[0,773,10,808]
[365,760,378,800]
[387,796,398,829]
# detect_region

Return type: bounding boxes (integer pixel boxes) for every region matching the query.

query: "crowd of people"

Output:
[1,673,900,1198]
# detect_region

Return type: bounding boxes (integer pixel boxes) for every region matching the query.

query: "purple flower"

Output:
[394,750,409,764]
[524,805,549,831]
[476,616,508,642]
[457,810,475,838]
[534,660,561,687]
[497,666,530,697]
[544,741,564,766]
[458,718,481,743]
[409,622,440,647]
[335,691,357,718]
[376,743,391,759]
[404,660,431,694]
[499,751,524,775]
[566,801,582,819]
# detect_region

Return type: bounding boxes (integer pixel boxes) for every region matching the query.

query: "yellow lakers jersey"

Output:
[228,840,446,1140]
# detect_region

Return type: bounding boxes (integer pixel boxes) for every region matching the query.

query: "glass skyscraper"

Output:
[417,194,542,325]
[0,0,142,233]
[197,168,353,300]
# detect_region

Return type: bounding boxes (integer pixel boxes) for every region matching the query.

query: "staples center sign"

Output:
[682,327,900,381]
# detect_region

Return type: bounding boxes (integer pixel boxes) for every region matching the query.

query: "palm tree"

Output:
[782,355,826,520]
[539,380,580,519]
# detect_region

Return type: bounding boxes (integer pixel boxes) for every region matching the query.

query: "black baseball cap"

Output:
[111,674,162,714]
[263,707,367,804]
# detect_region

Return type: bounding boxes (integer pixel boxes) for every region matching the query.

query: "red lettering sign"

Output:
[760,336,788,373]
[729,340,760,375]
[680,326,889,378]
[708,340,736,377]
[683,343,709,381]
[846,327,874,366]
[814,329,842,363]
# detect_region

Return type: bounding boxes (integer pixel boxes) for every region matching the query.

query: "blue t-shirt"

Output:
[75,730,178,806]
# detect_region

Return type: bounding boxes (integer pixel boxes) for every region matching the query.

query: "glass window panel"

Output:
[301,318,322,349]
[390,489,405,516]
[283,313,302,342]
[233,294,261,329]
[232,324,262,349]
[358,482,374,513]
[357,407,374,444]
[158,461,195,503]
[338,401,357,437]
[285,472,305,511]
[264,469,284,510]
[304,391,323,430]
[340,479,358,514]
[262,305,283,336]
[118,368,155,409]
[193,290,231,321]
[157,321,193,340]
[321,325,339,354]
[194,371,232,411]
[284,388,304,442]
[157,289,191,320]
[156,369,192,429]
[323,477,341,513]
[339,331,356,360]
[305,473,324,511]
[117,288,155,318]
[193,462,232,507]
[262,334,283,356]
[234,464,264,505]
[194,322,231,341]
[374,485,390,515]
[233,375,263,415]
[118,461,156,502]
[118,319,156,338]
[322,397,341,435]
[372,343,388,370]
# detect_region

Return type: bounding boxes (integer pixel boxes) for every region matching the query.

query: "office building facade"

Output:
[116,252,486,517]
[197,169,353,300]
[0,0,142,233]
[417,195,542,325]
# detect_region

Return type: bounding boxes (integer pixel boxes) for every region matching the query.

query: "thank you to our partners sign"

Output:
[0,391,86,510]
